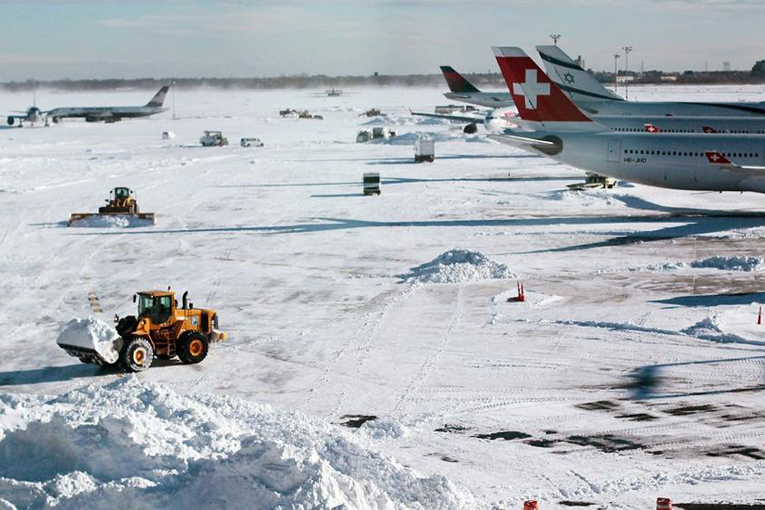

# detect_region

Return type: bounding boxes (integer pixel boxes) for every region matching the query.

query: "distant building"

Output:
[575,55,585,69]
[723,61,731,72]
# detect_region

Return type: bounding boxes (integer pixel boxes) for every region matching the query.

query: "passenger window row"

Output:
[624,149,760,158]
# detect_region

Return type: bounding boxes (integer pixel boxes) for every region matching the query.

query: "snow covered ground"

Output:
[0,85,764,509]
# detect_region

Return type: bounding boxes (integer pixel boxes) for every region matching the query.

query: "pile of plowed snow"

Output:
[55,316,123,364]
[631,256,764,273]
[69,215,153,228]
[0,378,473,510]
[690,255,764,271]
[399,249,514,284]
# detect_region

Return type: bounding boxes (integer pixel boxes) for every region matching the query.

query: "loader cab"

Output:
[136,291,175,325]
[114,187,131,199]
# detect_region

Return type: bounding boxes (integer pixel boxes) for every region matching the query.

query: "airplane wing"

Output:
[705,150,765,176]
[487,133,559,147]
[410,110,485,124]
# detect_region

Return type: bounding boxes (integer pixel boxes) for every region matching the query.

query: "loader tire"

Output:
[120,337,154,372]
[116,315,138,338]
[178,332,208,365]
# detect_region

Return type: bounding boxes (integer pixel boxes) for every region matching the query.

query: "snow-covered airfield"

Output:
[0,85,763,509]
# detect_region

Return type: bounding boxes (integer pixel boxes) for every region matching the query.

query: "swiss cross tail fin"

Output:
[146,85,170,107]
[706,150,765,176]
[440,66,481,93]
[705,151,732,166]
[492,46,596,129]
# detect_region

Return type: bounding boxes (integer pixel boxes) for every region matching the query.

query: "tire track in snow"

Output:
[393,284,463,416]
[303,283,418,414]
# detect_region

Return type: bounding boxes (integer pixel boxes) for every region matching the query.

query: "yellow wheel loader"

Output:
[68,187,155,226]
[59,290,226,372]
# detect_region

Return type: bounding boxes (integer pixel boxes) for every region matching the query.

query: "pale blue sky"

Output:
[0,0,763,80]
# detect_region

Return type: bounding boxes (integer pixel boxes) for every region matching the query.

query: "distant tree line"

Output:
[1,64,763,92]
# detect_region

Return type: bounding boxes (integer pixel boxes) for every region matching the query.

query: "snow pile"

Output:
[681,315,751,344]
[68,215,153,228]
[690,255,764,271]
[399,249,514,284]
[55,317,123,364]
[0,378,473,510]
[639,256,764,272]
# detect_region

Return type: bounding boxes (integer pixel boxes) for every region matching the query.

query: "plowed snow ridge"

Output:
[0,378,473,510]
[399,249,514,284]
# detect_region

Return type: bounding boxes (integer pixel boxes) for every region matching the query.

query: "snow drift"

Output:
[55,317,123,364]
[399,249,514,284]
[0,378,473,510]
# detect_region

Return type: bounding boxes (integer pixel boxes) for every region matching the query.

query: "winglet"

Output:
[440,66,481,93]
[492,46,593,125]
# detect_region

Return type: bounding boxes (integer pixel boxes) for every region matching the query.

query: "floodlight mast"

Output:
[613,53,620,94]
[550,33,561,46]
[622,46,633,99]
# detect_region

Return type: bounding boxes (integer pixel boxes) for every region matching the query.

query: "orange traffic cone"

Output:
[657,498,672,510]
[523,501,538,510]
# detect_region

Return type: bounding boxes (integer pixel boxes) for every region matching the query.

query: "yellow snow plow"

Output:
[68,187,155,226]
[57,290,226,372]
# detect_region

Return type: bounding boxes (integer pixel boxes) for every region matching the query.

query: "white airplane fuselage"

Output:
[518,115,765,135]
[576,100,765,118]
[47,105,167,122]
[526,131,765,193]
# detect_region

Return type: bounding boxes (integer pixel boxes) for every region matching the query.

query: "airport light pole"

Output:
[550,33,561,46]
[613,53,620,94]
[172,80,177,120]
[622,46,633,99]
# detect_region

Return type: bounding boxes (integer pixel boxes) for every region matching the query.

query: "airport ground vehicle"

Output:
[200,130,228,147]
[58,290,226,372]
[357,127,396,143]
[415,140,435,163]
[240,137,264,147]
[363,172,381,195]
[68,187,155,225]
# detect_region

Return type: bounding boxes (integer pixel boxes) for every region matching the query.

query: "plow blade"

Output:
[68,212,155,226]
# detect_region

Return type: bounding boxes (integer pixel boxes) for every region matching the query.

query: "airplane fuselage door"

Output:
[607,140,621,163]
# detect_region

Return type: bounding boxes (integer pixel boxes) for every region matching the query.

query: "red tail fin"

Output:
[492,47,590,123]
[440,66,480,93]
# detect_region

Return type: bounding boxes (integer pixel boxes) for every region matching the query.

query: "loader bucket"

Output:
[57,342,114,366]
[56,317,124,366]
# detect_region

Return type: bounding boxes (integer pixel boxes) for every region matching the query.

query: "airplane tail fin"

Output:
[440,66,481,93]
[536,45,623,103]
[492,46,601,131]
[147,85,170,107]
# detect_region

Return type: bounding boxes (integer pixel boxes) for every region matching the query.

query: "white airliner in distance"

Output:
[7,106,45,127]
[488,47,765,194]
[46,85,170,124]
[536,45,765,117]
[440,66,513,108]
[410,106,519,134]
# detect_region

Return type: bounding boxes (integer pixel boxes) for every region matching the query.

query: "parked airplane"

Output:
[488,47,765,194]
[536,45,765,117]
[46,85,170,124]
[7,106,45,127]
[411,106,519,134]
[440,66,513,108]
